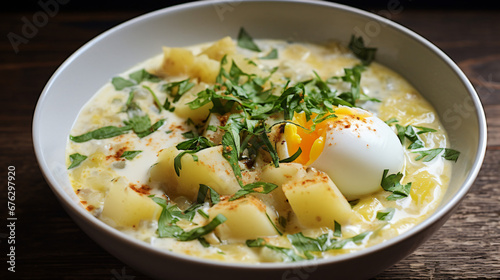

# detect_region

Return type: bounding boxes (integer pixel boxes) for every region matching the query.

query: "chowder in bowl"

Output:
[33,1,486,279]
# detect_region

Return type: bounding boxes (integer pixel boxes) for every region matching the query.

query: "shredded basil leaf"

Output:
[177,214,227,241]
[348,35,377,65]
[120,150,142,160]
[68,153,87,169]
[376,208,395,221]
[413,148,460,162]
[380,169,412,201]
[260,48,278,59]
[229,182,278,201]
[237,27,261,52]
[69,125,131,143]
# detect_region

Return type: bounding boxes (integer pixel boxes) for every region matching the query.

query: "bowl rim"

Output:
[32,0,488,270]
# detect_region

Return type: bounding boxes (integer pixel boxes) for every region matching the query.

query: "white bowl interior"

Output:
[33,1,487,279]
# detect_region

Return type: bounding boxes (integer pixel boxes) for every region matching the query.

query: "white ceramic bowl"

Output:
[33,1,487,279]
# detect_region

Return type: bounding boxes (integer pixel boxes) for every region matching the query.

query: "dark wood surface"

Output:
[1,6,499,280]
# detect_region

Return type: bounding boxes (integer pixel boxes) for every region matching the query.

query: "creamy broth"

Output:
[66,36,453,263]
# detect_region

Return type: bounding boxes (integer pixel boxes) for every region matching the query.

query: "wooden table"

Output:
[1,5,499,280]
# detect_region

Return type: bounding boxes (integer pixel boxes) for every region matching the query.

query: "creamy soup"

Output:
[66,32,458,263]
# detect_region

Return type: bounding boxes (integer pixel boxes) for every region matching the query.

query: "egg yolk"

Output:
[284,107,371,165]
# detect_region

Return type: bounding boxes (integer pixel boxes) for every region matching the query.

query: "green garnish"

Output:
[413,148,460,162]
[260,48,278,59]
[229,182,278,201]
[177,214,227,241]
[69,125,131,143]
[142,85,163,112]
[246,238,305,262]
[120,150,142,160]
[237,27,261,52]
[152,197,226,240]
[348,35,377,65]
[376,208,395,221]
[67,153,87,169]
[173,137,215,176]
[111,77,135,90]
[111,69,161,91]
[380,169,412,201]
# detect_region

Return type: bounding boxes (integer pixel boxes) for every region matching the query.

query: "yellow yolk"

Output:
[284,107,371,165]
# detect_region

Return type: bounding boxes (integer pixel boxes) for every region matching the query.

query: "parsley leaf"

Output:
[129,69,161,84]
[260,48,278,59]
[237,27,261,52]
[246,238,305,262]
[120,150,142,160]
[69,125,131,143]
[174,136,214,176]
[177,214,227,241]
[222,132,244,186]
[348,35,377,65]
[229,181,278,201]
[68,153,87,169]
[376,208,395,221]
[413,148,460,162]
[111,77,135,90]
[380,169,412,200]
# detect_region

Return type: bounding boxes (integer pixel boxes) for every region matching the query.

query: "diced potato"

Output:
[162,47,195,76]
[150,146,240,201]
[101,179,162,227]
[258,163,306,216]
[162,47,219,84]
[173,83,212,123]
[202,113,224,145]
[282,168,352,228]
[200,36,236,61]
[209,196,280,241]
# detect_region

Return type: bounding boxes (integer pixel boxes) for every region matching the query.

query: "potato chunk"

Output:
[200,36,236,61]
[162,47,219,84]
[209,196,280,241]
[101,179,162,227]
[258,163,306,216]
[282,168,352,228]
[151,146,240,201]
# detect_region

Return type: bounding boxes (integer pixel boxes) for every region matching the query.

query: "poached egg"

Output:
[284,106,404,200]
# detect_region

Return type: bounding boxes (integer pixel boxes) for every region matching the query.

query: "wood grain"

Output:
[1,8,498,280]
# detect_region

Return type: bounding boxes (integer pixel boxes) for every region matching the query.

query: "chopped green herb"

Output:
[246,238,305,262]
[142,85,163,112]
[197,209,209,219]
[68,153,87,169]
[237,27,261,52]
[229,181,278,201]
[348,199,360,208]
[413,148,460,162]
[279,147,302,163]
[129,69,161,84]
[384,118,399,125]
[111,77,135,91]
[173,137,214,176]
[380,169,412,200]
[69,125,131,143]
[333,221,342,237]
[177,214,227,241]
[260,48,278,59]
[265,212,283,236]
[120,150,142,160]
[348,35,377,65]
[376,208,395,221]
